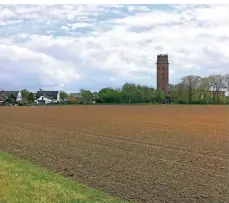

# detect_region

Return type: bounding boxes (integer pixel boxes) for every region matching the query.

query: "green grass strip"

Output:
[0,152,130,203]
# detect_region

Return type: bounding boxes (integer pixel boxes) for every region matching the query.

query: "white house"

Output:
[35,91,60,104]
[0,91,22,103]
[0,94,4,104]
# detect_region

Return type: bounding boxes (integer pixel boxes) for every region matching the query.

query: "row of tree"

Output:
[173,74,229,104]
[3,74,229,105]
[63,74,229,105]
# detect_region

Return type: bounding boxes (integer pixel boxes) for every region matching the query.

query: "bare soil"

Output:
[0,105,228,203]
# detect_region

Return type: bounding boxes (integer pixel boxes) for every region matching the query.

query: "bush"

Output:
[2,101,13,106]
[174,100,188,104]
[68,98,78,104]
[17,99,28,106]
[190,100,207,105]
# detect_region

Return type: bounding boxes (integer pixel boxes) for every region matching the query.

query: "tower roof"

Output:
[157,54,168,63]
[157,54,168,56]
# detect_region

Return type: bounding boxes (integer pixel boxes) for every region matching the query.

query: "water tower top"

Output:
[157,54,168,64]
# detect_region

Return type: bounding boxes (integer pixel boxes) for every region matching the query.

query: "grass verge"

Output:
[0,152,129,203]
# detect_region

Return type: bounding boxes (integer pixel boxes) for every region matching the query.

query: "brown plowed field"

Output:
[0,105,228,203]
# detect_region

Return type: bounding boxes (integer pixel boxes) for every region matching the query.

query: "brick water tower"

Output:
[156,54,169,96]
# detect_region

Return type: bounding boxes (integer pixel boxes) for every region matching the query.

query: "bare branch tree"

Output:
[168,84,176,97]
[224,74,229,91]
[181,75,201,103]
[208,74,224,103]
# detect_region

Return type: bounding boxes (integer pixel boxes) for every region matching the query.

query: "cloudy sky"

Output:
[0,4,228,92]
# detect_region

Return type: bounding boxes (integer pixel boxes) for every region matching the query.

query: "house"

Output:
[35,91,60,105]
[0,91,22,104]
[210,91,226,97]
[0,94,5,105]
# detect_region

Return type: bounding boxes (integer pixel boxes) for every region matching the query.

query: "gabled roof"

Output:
[0,91,20,97]
[36,91,59,100]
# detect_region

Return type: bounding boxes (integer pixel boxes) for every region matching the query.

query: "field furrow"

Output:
[0,105,228,203]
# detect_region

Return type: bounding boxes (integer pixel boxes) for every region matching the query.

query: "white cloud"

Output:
[194,5,229,25]
[0,4,229,90]
[70,22,93,29]
[0,8,15,20]
[0,44,81,89]
[109,10,181,27]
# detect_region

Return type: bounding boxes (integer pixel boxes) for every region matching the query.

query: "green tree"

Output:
[28,92,35,103]
[135,85,154,103]
[196,77,211,102]
[21,89,30,100]
[4,93,17,105]
[17,98,28,106]
[80,89,93,104]
[168,84,176,97]
[60,91,68,100]
[93,92,99,102]
[97,84,155,104]
[176,83,189,103]
[152,89,165,103]
[98,88,121,103]
[168,84,182,102]
[121,83,138,104]
[181,75,201,104]
[68,95,78,104]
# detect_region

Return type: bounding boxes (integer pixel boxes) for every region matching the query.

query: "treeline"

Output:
[68,74,229,105]
[4,73,229,105]
[172,74,229,104]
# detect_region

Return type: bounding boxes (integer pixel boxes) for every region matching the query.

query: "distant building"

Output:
[0,94,5,104]
[157,54,169,96]
[35,91,60,104]
[0,90,22,104]
[210,91,226,97]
